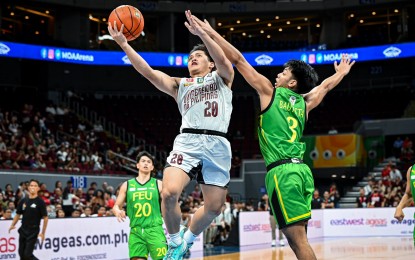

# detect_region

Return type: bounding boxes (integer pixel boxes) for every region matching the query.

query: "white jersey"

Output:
[177,71,233,133]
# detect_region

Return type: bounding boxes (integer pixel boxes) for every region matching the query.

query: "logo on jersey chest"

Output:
[183,83,219,112]
[289,96,296,106]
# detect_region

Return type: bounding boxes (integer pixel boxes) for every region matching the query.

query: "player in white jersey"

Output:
[108,10,234,260]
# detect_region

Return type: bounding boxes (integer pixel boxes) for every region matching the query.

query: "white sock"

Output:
[183,229,198,244]
[169,232,182,246]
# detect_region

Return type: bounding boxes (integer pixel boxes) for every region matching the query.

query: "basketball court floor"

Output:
[186,236,414,259]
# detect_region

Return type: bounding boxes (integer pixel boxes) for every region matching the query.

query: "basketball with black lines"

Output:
[108,5,144,41]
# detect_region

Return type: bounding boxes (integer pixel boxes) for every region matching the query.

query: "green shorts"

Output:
[265,163,314,229]
[129,225,167,260]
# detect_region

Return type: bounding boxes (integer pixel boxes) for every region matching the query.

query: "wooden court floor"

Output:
[187,236,414,259]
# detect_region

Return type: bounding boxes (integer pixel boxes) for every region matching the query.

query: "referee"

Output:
[9,179,49,260]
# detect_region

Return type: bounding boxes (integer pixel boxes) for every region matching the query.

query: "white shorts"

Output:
[166,133,231,187]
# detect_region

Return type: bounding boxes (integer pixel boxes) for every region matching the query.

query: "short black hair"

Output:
[284,60,319,93]
[29,179,40,186]
[136,151,155,164]
[189,44,216,71]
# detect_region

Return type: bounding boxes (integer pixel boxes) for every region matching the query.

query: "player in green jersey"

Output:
[185,11,355,259]
[113,151,167,260]
[394,164,415,245]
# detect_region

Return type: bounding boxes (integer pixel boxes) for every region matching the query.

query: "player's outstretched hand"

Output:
[113,208,127,222]
[189,14,215,37]
[108,21,127,46]
[394,208,405,222]
[184,10,206,38]
[334,54,355,76]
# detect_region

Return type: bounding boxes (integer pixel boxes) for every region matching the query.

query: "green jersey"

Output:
[258,87,307,166]
[411,165,415,214]
[126,177,163,229]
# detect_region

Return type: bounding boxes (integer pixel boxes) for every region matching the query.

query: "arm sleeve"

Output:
[16,198,26,214]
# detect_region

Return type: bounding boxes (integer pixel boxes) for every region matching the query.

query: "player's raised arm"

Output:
[113,181,127,222]
[189,14,274,100]
[108,22,180,98]
[303,54,355,113]
[185,10,233,86]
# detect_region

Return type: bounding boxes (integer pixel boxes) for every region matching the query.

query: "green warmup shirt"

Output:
[258,87,307,165]
[126,177,163,228]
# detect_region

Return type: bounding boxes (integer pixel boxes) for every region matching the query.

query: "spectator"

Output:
[56,209,66,218]
[401,137,414,161]
[392,137,403,158]
[321,191,335,209]
[1,209,12,220]
[368,186,384,207]
[190,184,202,203]
[0,136,6,152]
[0,193,7,209]
[90,189,105,212]
[45,103,57,115]
[356,188,368,208]
[3,184,15,202]
[81,206,93,217]
[104,191,115,209]
[180,206,192,228]
[62,180,75,217]
[94,206,107,217]
[364,179,374,196]
[329,183,341,208]
[46,205,56,218]
[389,165,402,182]
[381,163,392,186]
[71,209,81,218]
[51,187,63,206]
[311,189,323,209]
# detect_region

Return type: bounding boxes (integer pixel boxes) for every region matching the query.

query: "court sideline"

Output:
[186,236,414,259]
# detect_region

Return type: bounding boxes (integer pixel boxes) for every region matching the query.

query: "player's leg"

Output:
[129,227,149,260]
[266,163,315,258]
[189,185,227,235]
[161,166,190,235]
[18,229,27,259]
[184,135,230,241]
[21,228,39,260]
[147,226,168,260]
[281,222,316,259]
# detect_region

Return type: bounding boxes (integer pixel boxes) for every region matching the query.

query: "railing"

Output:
[60,93,165,161]
[56,130,90,150]
[106,150,136,174]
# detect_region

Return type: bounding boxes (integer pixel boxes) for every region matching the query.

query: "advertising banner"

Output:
[1,41,415,67]
[323,207,414,237]
[239,211,274,246]
[308,209,324,239]
[0,217,203,259]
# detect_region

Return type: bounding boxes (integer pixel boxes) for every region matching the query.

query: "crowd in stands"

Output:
[357,156,413,208]
[0,103,135,175]
[0,180,116,220]
[310,183,341,209]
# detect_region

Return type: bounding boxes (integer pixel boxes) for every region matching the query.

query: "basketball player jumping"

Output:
[109,10,234,259]
[186,11,355,259]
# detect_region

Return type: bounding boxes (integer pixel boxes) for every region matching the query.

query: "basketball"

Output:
[108,5,144,41]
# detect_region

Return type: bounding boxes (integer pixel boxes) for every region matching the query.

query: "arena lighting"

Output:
[98,35,113,41]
